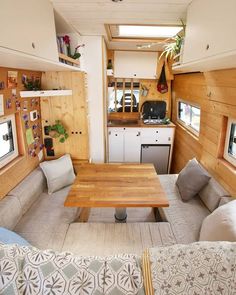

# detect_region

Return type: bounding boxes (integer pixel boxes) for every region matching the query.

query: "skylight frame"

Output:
[106,24,183,41]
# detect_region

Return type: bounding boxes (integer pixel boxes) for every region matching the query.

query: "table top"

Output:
[64,163,169,208]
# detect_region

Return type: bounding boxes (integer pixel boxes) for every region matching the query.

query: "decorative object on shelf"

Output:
[23,77,41,91]
[48,120,69,143]
[70,44,85,60]
[141,85,149,97]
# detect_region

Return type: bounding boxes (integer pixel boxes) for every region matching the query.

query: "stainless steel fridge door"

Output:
[141,144,171,174]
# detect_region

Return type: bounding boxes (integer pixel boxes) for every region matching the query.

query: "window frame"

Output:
[0,114,19,169]
[177,100,201,136]
[224,117,236,167]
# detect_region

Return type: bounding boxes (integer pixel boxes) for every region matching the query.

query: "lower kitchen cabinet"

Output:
[108,128,141,163]
[108,126,175,174]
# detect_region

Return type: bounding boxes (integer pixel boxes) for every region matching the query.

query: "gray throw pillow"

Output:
[199,200,236,241]
[176,158,211,202]
[40,154,75,194]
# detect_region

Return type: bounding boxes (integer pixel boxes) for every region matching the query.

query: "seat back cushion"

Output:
[8,167,46,214]
[0,227,30,246]
[176,158,211,201]
[40,154,75,194]
[199,200,236,241]
[198,171,230,212]
[0,195,22,230]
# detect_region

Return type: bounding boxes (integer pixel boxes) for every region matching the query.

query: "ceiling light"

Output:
[118,25,182,38]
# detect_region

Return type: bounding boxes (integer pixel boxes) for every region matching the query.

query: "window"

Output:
[108,79,140,113]
[224,118,236,167]
[0,114,18,168]
[178,101,201,133]
[107,24,183,40]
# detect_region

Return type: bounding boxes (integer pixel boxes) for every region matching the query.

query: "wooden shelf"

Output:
[59,53,80,67]
[20,90,72,98]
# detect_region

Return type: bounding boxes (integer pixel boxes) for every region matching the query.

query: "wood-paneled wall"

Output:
[41,71,89,162]
[0,67,42,199]
[172,70,236,196]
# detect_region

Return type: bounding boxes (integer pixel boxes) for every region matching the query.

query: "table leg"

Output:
[115,208,127,223]
[74,208,90,222]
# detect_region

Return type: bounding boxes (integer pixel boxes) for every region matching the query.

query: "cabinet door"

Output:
[108,129,124,162]
[183,0,236,63]
[0,0,58,62]
[114,51,158,79]
[124,128,141,163]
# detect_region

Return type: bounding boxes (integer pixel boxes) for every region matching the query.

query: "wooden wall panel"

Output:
[0,67,42,199]
[172,69,236,196]
[139,80,171,118]
[41,71,89,161]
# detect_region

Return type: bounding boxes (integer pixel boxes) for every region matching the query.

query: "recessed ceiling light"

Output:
[118,25,182,38]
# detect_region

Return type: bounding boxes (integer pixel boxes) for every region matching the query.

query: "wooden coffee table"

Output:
[64,163,169,222]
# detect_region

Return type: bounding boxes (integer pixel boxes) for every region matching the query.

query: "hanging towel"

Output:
[157,63,168,94]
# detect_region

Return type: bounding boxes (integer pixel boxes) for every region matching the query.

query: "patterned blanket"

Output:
[142,241,236,295]
[0,243,144,295]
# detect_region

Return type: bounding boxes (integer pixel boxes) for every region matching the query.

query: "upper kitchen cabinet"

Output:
[175,0,236,72]
[114,51,158,79]
[183,0,236,63]
[0,0,58,62]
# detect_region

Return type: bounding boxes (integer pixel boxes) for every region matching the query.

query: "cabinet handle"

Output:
[206,44,210,50]
[115,134,118,136]
[155,139,158,142]
[136,132,141,137]
[156,131,159,133]
[32,42,36,49]
[168,137,171,141]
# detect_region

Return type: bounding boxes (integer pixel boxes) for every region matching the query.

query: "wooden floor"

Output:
[62,222,176,256]
[87,207,156,223]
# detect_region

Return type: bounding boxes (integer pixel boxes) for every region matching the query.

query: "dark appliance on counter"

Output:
[141,100,167,124]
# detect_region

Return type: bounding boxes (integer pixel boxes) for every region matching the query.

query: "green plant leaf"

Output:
[59,137,65,143]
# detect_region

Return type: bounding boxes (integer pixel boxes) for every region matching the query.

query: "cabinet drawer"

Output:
[140,128,173,144]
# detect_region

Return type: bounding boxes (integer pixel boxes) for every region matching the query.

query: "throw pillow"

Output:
[198,176,230,212]
[199,200,236,241]
[40,154,75,194]
[0,227,30,246]
[176,158,211,201]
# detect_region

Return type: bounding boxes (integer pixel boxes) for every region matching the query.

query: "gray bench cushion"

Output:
[0,195,22,230]
[0,196,22,230]
[14,185,78,251]
[62,222,177,256]
[8,167,46,214]
[158,174,210,244]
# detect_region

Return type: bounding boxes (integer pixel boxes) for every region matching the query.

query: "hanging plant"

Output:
[48,120,69,143]
[159,19,186,60]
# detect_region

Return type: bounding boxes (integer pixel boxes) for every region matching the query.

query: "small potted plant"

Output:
[48,120,69,143]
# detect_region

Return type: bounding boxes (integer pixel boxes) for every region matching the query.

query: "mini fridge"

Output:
[141,144,171,174]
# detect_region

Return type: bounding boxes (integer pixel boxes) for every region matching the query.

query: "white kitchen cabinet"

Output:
[108,127,141,163]
[108,128,124,162]
[114,51,158,79]
[0,0,58,62]
[124,128,141,162]
[140,128,174,145]
[108,127,175,172]
[183,0,236,64]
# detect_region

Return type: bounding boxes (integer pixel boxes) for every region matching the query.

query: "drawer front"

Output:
[140,128,174,144]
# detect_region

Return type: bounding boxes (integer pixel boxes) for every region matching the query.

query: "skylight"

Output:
[118,25,182,38]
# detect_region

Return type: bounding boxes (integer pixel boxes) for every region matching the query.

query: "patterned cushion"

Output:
[148,241,236,294]
[0,243,144,295]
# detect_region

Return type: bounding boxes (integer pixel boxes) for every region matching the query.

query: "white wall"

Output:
[78,36,105,163]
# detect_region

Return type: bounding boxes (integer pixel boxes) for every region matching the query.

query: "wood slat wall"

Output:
[0,67,42,199]
[172,70,236,196]
[41,71,89,162]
